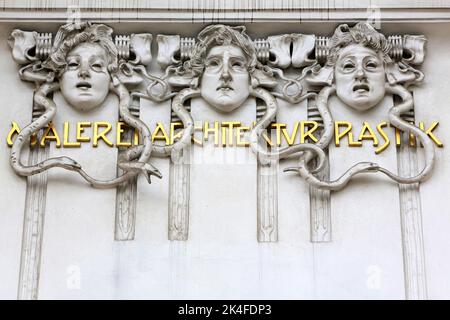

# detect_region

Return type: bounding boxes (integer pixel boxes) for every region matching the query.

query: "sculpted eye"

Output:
[366,61,379,69]
[206,59,220,68]
[231,60,245,70]
[67,61,79,68]
[343,62,355,70]
[91,62,104,71]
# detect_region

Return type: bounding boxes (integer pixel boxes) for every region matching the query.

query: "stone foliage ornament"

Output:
[7,22,166,188]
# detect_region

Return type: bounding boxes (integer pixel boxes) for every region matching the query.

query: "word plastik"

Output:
[6,120,444,154]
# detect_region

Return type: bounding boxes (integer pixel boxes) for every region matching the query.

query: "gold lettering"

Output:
[192,123,203,146]
[271,123,285,146]
[393,126,416,147]
[375,122,390,154]
[409,132,417,148]
[222,122,241,146]
[282,122,299,145]
[77,122,91,143]
[40,123,61,147]
[170,122,183,145]
[236,126,250,147]
[63,122,81,147]
[152,122,170,144]
[335,121,361,147]
[116,121,132,147]
[419,122,444,147]
[300,121,319,144]
[203,121,219,146]
[134,129,139,146]
[358,122,379,146]
[7,122,21,147]
[394,127,401,146]
[93,122,113,147]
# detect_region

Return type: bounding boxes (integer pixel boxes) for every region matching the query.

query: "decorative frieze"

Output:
[8,21,433,245]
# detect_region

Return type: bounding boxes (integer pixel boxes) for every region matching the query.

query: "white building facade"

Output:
[0,1,449,300]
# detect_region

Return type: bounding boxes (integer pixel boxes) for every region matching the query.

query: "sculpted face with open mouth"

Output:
[334,43,386,111]
[200,44,250,113]
[60,42,111,112]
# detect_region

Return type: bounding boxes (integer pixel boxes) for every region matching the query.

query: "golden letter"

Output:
[116,122,132,147]
[375,122,390,154]
[236,126,250,147]
[419,122,444,147]
[335,121,361,147]
[152,122,170,145]
[170,122,183,145]
[40,123,61,147]
[7,122,21,147]
[281,122,300,145]
[134,129,139,146]
[271,123,286,146]
[93,122,113,147]
[358,122,379,146]
[204,121,219,146]
[63,122,81,148]
[77,122,91,143]
[193,122,203,146]
[222,122,241,146]
[300,121,319,144]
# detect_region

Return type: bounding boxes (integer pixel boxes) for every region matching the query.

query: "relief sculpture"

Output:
[286,22,433,190]
[7,22,434,193]
[8,22,163,188]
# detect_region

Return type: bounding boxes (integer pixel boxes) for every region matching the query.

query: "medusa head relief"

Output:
[156,25,279,113]
[189,25,256,113]
[152,24,325,167]
[8,22,164,188]
[7,22,436,193]
[282,22,435,190]
[45,23,119,112]
[59,42,112,112]
[327,24,393,111]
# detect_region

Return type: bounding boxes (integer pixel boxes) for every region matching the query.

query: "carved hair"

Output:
[326,22,392,66]
[184,24,259,78]
[42,22,118,75]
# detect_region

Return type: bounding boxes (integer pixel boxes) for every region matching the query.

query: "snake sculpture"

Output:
[8,22,194,188]
[8,22,434,192]
[284,23,434,190]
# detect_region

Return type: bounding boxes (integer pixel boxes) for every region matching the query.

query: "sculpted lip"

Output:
[352,83,370,93]
[76,81,92,90]
[217,84,233,91]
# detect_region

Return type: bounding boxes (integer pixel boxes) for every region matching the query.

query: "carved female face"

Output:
[200,44,250,113]
[334,43,386,111]
[60,42,111,112]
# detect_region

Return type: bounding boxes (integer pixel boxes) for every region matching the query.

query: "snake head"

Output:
[118,161,163,184]
[361,162,380,173]
[53,156,82,171]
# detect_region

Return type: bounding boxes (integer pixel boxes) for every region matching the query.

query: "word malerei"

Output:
[6,120,443,154]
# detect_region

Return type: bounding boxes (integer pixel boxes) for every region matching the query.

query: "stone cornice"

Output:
[1,0,450,23]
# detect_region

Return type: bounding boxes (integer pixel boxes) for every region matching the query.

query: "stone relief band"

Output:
[6,18,438,301]
[8,22,432,192]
